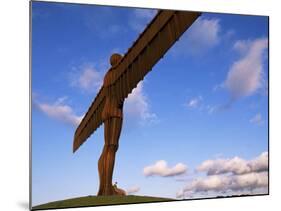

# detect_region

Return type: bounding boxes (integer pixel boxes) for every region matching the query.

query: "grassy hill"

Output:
[32,195,174,210]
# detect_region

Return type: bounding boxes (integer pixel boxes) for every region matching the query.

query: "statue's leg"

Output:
[97,117,123,195]
[97,147,106,195]
[104,117,122,195]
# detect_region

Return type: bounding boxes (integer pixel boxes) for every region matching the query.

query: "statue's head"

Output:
[110,53,123,67]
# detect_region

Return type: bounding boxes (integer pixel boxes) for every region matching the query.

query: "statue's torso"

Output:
[101,70,123,121]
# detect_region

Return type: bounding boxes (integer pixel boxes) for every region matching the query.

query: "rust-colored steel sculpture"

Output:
[73,10,201,196]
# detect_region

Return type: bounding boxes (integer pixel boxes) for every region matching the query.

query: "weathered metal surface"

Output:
[73,10,201,153]
[112,11,201,105]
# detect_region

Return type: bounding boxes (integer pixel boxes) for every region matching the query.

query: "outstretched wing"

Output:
[73,87,106,153]
[109,10,201,105]
[73,10,201,153]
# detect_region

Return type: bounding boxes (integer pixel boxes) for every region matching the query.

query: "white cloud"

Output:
[196,156,251,175]
[34,97,83,127]
[249,152,268,172]
[224,38,268,99]
[230,172,268,191]
[185,97,225,115]
[126,186,140,195]
[177,151,268,198]
[188,17,220,50]
[176,189,185,198]
[186,96,203,109]
[180,171,268,197]
[196,151,268,175]
[125,81,158,125]
[233,40,252,54]
[213,84,223,92]
[173,17,221,55]
[206,105,219,114]
[250,113,264,125]
[143,160,188,177]
[185,175,231,193]
[70,64,104,93]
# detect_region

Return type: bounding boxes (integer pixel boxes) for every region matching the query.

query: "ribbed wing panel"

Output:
[73,88,106,152]
[111,11,201,104]
[73,10,201,153]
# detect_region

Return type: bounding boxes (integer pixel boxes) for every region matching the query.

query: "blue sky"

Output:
[31,1,268,206]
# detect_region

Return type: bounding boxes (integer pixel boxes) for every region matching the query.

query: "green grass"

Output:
[32,195,174,210]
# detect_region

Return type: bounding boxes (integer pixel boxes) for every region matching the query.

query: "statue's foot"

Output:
[98,185,126,196]
[101,186,118,196]
[112,186,126,196]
